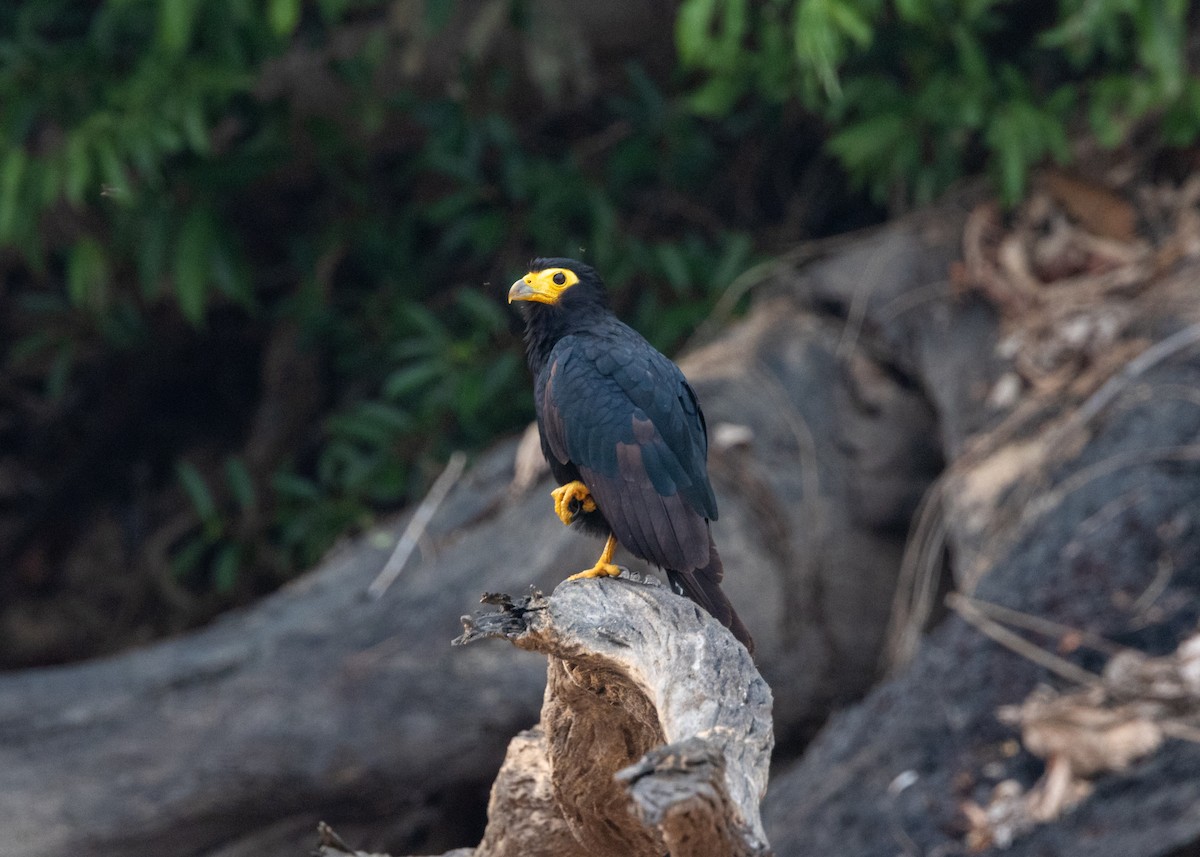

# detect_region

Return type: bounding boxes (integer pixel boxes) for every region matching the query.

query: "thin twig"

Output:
[835,234,894,360]
[884,475,948,672]
[367,451,467,600]
[1132,556,1176,617]
[947,593,1102,687]
[1161,720,1200,745]
[875,278,953,327]
[745,361,827,626]
[953,593,1123,657]
[1069,321,1200,431]
[684,228,877,352]
[685,257,789,351]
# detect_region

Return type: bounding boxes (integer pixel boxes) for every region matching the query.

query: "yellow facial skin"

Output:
[507,267,580,305]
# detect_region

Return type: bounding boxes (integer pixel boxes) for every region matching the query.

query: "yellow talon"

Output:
[567,535,622,581]
[551,480,596,526]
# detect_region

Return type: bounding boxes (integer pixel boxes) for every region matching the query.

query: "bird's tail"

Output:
[667,535,754,655]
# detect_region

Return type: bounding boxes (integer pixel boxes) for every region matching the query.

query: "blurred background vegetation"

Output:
[0,0,1195,666]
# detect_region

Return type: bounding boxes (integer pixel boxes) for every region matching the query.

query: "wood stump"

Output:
[319,577,773,857]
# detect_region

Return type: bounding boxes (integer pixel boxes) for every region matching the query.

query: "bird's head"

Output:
[507,258,609,313]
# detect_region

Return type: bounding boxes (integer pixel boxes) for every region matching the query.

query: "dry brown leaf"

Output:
[999,685,1164,777]
[1104,633,1200,704]
[970,632,1200,849]
[1028,754,1093,823]
[962,779,1030,852]
[1041,169,1138,242]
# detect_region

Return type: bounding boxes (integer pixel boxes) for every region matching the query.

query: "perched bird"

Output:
[508,258,754,653]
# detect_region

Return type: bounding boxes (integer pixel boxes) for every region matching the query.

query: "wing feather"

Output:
[539,328,715,571]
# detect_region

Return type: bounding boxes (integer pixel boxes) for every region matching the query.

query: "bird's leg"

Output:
[551,480,596,526]
[567,534,622,580]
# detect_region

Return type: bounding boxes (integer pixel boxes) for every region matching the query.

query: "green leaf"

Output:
[225,457,256,512]
[210,242,253,307]
[1162,79,1200,146]
[8,331,54,366]
[158,0,202,53]
[317,440,371,489]
[66,236,110,310]
[137,211,170,298]
[269,0,302,36]
[894,0,929,24]
[688,76,742,116]
[364,458,408,503]
[710,232,753,290]
[272,471,323,503]
[0,147,27,241]
[1135,1,1185,98]
[95,138,128,199]
[424,0,455,31]
[63,134,92,207]
[181,102,210,154]
[327,402,413,446]
[677,0,719,68]
[952,25,989,86]
[46,343,77,401]
[399,302,449,343]
[826,0,873,48]
[794,0,856,99]
[716,0,749,64]
[175,208,214,324]
[423,189,481,223]
[656,244,692,293]
[984,98,1064,205]
[36,156,63,208]
[455,287,506,331]
[177,461,218,523]
[356,401,415,432]
[478,352,520,407]
[384,363,443,399]
[212,543,242,594]
[317,0,350,23]
[170,536,209,579]
[827,111,908,171]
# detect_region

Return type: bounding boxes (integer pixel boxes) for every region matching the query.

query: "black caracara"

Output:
[508,258,753,653]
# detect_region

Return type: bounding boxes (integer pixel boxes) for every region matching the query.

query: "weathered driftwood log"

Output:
[317,578,773,857]
[455,581,773,857]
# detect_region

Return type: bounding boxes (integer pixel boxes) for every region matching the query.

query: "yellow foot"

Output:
[566,534,621,581]
[567,562,622,581]
[551,480,596,526]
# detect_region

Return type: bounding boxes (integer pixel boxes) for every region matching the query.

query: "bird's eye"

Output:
[552,271,566,285]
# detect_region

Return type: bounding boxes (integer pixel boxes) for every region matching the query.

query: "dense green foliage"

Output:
[0,1,760,597]
[2,0,1194,610]
[677,0,1199,205]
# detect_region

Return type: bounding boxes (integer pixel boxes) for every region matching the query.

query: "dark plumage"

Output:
[509,257,753,653]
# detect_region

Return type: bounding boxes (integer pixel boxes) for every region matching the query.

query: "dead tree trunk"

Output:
[464,581,771,857]
[318,577,773,857]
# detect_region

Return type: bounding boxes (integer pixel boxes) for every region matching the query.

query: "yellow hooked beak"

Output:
[507,267,579,305]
